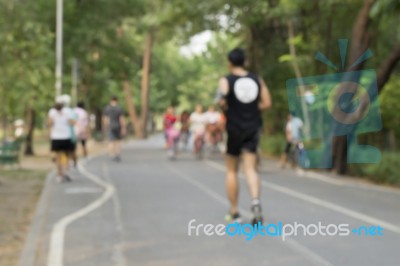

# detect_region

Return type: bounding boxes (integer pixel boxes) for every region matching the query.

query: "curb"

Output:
[19,171,54,266]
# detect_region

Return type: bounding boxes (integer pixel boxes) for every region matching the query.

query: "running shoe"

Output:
[225,212,242,224]
[112,155,121,162]
[168,150,176,160]
[251,200,263,225]
[64,175,72,182]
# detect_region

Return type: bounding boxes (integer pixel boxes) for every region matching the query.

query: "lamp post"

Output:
[55,0,63,98]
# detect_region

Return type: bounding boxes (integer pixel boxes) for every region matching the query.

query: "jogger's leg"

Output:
[242,151,260,200]
[225,155,239,214]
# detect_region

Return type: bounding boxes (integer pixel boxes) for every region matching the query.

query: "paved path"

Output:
[24,136,400,266]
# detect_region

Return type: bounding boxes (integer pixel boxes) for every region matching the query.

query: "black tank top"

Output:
[225,73,261,132]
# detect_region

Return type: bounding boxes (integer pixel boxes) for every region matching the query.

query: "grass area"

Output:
[0,169,47,266]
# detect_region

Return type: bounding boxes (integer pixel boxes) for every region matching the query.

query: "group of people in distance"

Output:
[48,95,126,183]
[47,95,90,182]
[163,104,225,159]
[48,47,273,226]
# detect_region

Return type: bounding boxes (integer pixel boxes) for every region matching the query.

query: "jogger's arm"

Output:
[258,77,272,110]
[217,77,229,111]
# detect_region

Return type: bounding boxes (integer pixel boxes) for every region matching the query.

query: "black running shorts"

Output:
[109,127,121,141]
[284,142,292,154]
[51,139,73,152]
[226,130,260,156]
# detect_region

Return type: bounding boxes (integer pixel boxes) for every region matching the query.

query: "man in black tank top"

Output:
[218,48,272,225]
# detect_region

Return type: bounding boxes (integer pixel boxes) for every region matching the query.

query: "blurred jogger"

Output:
[217,48,272,225]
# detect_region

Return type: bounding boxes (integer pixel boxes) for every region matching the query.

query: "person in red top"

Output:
[163,106,177,147]
[164,106,180,159]
[163,106,176,130]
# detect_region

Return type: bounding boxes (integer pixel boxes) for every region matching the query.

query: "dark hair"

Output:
[55,103,63,111]
[77,101,85,109]
[111,96,118,102]
[228,48,246,67]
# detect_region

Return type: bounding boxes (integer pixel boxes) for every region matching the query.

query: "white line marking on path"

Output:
[47,159,115,266]
[297,168,400,195]
[205,160,400,235]
[102,164,127,266]
[165,164,333,266]
[64,187,102,194]
[296,168,347,186]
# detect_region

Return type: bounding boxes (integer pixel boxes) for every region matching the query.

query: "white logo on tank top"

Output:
[233,77,258,103]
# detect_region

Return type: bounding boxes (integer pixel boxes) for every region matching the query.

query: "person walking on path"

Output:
[75,101,90,158]
[217,48,272,225]
[48,97,74,182]
[280,112,304,168]
[103,96,126,162]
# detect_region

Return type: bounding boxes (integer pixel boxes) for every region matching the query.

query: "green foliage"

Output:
[260,133,286,157]
[0,0,54,125]
[350,153,400,185]
[380,75,400,137]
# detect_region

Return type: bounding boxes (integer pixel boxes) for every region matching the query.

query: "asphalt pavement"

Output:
[21,135,400,266]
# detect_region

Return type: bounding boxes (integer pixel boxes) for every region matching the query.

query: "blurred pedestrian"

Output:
[103,96,126,162]
[280,112,303,168]
[48,97,74,182]
[190,104,207,158]
[179,110,191,151]
[163,107,180,159]
[75,101,90,158]
[61,94,78,167]
[204,105,223,151]
[163,106,177,148]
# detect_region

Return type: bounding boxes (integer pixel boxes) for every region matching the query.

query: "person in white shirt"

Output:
[48,97,75,182]
[280,113,303,168]
[204,105,223,148]
[60,94,78,166]
[190,104,207,157]
[75,101,90,157]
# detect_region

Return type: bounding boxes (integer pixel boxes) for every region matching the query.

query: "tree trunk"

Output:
[333,0,374,175]
[24,107,35,156]
[94,107,102,132]
[123,80,141,137]
[138,30,154,139]
[376,45,400,91]
[388,129,397,152]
